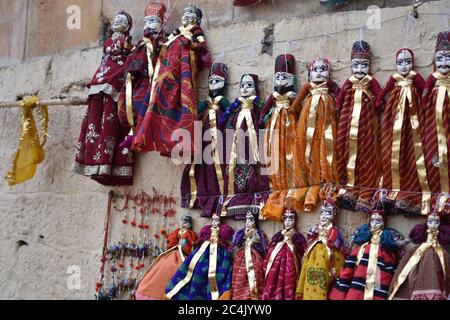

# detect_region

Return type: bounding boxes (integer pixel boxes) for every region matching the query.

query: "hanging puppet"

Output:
[231,210,268,300]
[377,48,429,216]
[181,63,230,217]
[133,4,211,157]
[262,210,307,300]
[220,74,269,220]
[259,54,298,221]
[335,40,382,212]
[296,193,347,300]
[421,31,450,211]
[135,215,198,300]
[389,208,450,300]
[329,209,406,300]
[165,213,234,300]
[117,2,167,149]
[73,11,134,186]
[288,57,340,213]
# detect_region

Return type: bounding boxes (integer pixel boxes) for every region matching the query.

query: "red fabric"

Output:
[421,73,450,211]
[335,77,382,207]
[329,244,398,300]
[132,26,211,157]
[166,229,199,257]
[378,73,427,212]
[75,94,132,186]
[231,248,265,300]
[262,243,301,300]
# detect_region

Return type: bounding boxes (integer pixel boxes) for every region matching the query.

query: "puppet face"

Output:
[435,50,450,75]
[427,214,440,232]
[351,58,370,79]
[144,15,162,34]
[112,14,130,33]
[274,72,294,90]
[319,203,335,227]
[209,75,226,91]
[182,6,198,27]
[180,216,192,230]
[240,75,256,97]
[283,211,296,230]
[212,214,220,228]
[396,50,414,76]
[310,60,330,82]
[370,213,385,231]
[245,214,256,230]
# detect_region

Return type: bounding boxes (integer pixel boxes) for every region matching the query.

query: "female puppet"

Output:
[133,4,211,157]
[135,215,198,300]
[117,2,167,149]
[389,209,450,300]
[377,48,428,216]
[329,210,406,300]
[262,210,307,300]
[296,195,346,300]
[165,213,234,300]
[335,41,382,212]
[74,11,133,186]
[220,74,269,219]
[289,57,340,213]
[259,54,298,221]
[181,63,230,217]
[231,211,269,300]
[421,31,450,210]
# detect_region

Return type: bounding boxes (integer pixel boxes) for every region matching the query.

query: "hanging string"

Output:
[444,13,449,31]
[402,14,417,49]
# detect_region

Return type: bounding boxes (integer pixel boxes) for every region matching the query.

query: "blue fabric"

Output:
[165,243,232,300]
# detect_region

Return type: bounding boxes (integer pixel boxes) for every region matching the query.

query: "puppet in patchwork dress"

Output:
[389,208,450,300]
[259,54,298,221]
[421,31,450,212]
[74,11,134,186]
[262,210,307,300]
[165,213,234,300]
[335,41,382,212]
[220,74,270,220]
[377,48,428,216]
[329,209,406,300]
[288,57,340,213]
[296,194,346,300]
[133,4,211,157]
[117,2,167,150]
[135,215,198,300]
[231,210,268,300]
[180,63,230,217]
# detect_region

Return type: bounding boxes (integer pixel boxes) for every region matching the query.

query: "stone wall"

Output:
[0,0,448,299]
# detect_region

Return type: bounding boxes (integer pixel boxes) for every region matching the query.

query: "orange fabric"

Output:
[262,93,297,221]
[291,82,338,211]
[135,247,182,300]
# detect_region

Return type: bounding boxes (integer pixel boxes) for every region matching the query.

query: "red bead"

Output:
[122,219,128,225]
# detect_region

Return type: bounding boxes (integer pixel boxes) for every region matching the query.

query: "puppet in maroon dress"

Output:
[219,74,269,220]
[180,63,230,217]
[117,3,167,150]
[231,211,268,300]
[377,48,428,216]
[421,31,450,212]
[329,210,406,300]
[262,210,307,300]
[74,11,133,186]
[133,4,211,158]
[389,209,450,300]
[335,41,382,212]
[259,54,298,221]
